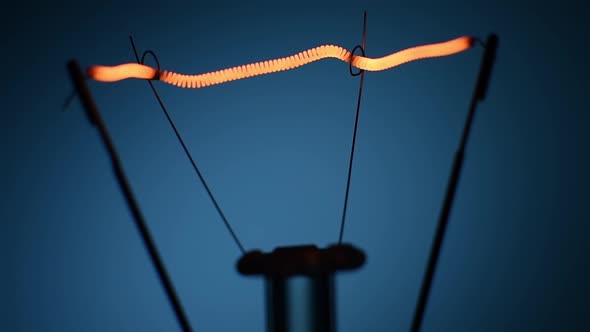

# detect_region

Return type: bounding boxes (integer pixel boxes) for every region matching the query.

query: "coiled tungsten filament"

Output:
[88,36,474,88]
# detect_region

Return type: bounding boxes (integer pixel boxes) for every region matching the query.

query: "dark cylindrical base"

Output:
[266,274,335,332]
[237,244,365,332]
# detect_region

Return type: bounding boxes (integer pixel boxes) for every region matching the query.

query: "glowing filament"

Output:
[88,36,474,88]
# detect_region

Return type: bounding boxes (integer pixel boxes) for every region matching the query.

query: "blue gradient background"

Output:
[2,1,588,331]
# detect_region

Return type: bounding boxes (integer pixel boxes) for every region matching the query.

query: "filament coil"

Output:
[88,36,475,89]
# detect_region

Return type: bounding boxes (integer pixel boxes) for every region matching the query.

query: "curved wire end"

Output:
[62,89,77,112]
[474,36,487,48]
[63,69,94,111]
[63,66,97,112]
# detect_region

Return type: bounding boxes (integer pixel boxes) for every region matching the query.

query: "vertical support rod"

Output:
[408,34,498,332]
[67,60,194,332]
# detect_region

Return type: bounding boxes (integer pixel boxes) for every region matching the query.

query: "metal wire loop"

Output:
[475,37,486,48]
[141,50,161,79]
[349,45,365,76]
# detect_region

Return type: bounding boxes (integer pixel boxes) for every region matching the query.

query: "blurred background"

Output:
[2,0,588,331]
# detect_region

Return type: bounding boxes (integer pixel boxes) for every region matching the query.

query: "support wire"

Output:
[339,10,368,244]
[129,36,246,255]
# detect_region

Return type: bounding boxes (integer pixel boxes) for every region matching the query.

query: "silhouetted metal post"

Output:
[67,60,193,332]
[409,34,498,332]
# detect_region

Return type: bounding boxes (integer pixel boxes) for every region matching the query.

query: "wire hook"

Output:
[349,45,366,77]
[141,50,161,72]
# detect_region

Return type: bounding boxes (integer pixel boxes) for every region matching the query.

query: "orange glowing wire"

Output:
[88,36,474,88]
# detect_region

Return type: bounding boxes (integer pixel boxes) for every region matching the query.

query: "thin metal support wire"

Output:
[129,36,246,255]
[66,60,194,332]
[339,10,367,244]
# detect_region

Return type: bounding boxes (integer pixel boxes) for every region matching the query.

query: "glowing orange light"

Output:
[87,63,157,82]
[88,36,474,88]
